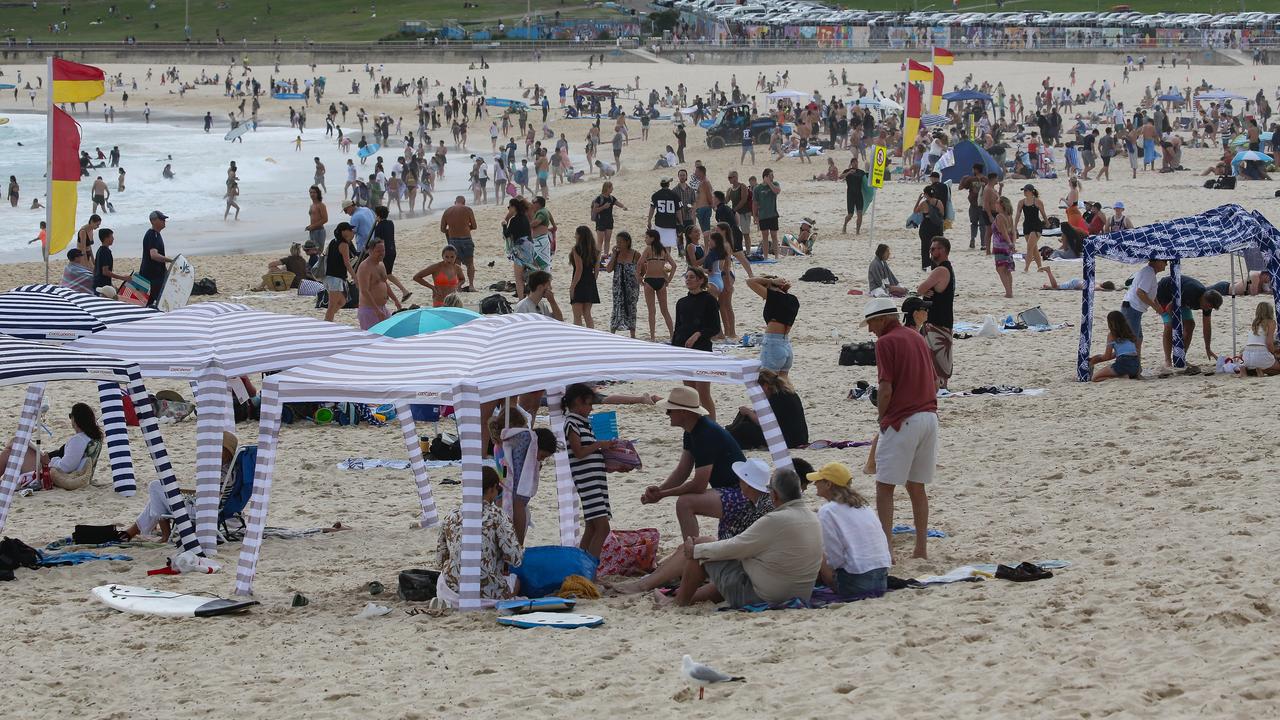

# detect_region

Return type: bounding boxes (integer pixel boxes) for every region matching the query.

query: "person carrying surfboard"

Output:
[139,211,173,308]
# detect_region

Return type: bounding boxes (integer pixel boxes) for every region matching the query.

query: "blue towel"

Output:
[891,525,948,538]
[37,550,132,567]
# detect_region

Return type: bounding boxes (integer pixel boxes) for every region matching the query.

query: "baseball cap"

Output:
[806,462,853,487]
[303,240,321,250]
[731,459,772,493]
[659,177,672,185]
[862,297,898,324]
[1113,201,1125,209]
[149,210,169,221]
[901,296,932,317]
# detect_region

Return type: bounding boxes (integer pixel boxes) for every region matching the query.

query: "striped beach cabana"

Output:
[232,314,792,609]
[67,303,412,553]
[0,334,202,555]
[0,284,158,496]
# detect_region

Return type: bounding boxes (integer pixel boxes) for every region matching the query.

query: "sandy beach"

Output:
[1,54,1278,718]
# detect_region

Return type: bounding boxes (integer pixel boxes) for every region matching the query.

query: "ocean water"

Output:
[0,111,486,264]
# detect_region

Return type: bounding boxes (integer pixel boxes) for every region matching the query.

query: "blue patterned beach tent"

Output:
[1077,204,1280,380]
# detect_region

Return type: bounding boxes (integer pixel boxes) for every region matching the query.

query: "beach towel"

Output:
[38,550,132,567]
[937,387,1046,398]
[914,566,988,585]
[891,525,948,538]
[953,321,1072,335]
[336,458,461,470]
[796,440,871,450]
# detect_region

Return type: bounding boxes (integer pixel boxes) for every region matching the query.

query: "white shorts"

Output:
[875,412,938,486]
[657,227,678,248]
[1243,347,1276,370]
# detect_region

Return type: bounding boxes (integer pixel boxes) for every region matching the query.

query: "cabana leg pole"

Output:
[1230,252,1238,359]
[454,383,485,611]
[546,390,580,547]
[127,373,203,556]
[1170,260,1186,368]
[1078,251,1097,380]
[96,382,137,496]
[234,382,283,596]
[193,374,234,553]
[395,400,438,528]
[744,374,792,471]
[0,384,46,533]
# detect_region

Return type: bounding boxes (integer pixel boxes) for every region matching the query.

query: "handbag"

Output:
[597,529,660,577]
[602,439,642,473]
[905,211,923,229]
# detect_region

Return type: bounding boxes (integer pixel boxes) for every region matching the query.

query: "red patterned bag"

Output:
[596,528,660,577]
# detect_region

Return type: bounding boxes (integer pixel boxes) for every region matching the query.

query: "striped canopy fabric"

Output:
[0,284,159,495]
[1077,204,1280,379]
[69,304,392,553]
[0,334,203,557]
[233,314,792,610]
[0,284,157,342]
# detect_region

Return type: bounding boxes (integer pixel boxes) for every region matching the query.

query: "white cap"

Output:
[731,459,772,493]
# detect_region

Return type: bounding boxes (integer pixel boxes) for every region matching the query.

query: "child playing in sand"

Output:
[563,383,620,560]
[1090,310,1141,381]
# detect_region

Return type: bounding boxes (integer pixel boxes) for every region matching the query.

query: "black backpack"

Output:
[480,293,513,315]
[191,278,219,296]
[800,267,839,284]
[427,433,462,460]
[839,341,877,366]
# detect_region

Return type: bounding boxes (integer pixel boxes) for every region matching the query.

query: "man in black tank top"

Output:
[916,237,955,388]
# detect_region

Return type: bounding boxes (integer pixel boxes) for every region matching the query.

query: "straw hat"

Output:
[862,297,899,324]
[731,459,772,493]
[656,386,708,416]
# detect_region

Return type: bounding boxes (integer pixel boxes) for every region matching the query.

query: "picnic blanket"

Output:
[337,458,461,470]
[938,387,1047,398]
[38,550,132,567]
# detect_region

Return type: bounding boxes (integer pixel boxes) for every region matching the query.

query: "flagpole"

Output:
[45,55,53,284]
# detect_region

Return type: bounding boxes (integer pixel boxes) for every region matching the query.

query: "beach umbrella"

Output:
[1157,93,1185,103]
[1233,150,1273,164]
[368,307,481,338]
[1196,90,1247,102]
[1230,132,1273,147]
[849,96,902,112]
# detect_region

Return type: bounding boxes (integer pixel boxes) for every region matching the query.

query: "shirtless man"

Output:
[355,238,402,330]
[440,195,478,290]
[313,157,327,194]
[90,176,110,215]
[306,186,328,248]
[980,172,1001,256]
[692,164,714,233]
[1140,118,1158,172]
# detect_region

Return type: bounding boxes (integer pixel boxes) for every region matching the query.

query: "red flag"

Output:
[930,64,945,114]
[907,59,932,82]
[933,47,955,65]
[904,83,923,152]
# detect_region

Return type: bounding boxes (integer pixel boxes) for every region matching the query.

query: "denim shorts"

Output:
[1112,354,1140,378]
[1120,302,1144,341]
[835,566,888,596]
[759,332,793,372]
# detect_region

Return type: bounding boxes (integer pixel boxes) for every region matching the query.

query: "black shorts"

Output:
[1102,156,1112,167]
[759,216,779,232]
[731,233,743,252]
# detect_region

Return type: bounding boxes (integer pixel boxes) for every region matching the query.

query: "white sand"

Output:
[0,56,1278,717]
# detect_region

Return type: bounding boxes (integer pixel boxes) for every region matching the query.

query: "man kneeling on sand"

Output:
[665,467,822,608]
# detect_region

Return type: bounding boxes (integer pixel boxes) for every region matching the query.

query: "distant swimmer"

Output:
[295,135,303,151]
[162,163,175,180]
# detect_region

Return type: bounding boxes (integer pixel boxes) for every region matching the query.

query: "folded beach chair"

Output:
[52,440,102,491]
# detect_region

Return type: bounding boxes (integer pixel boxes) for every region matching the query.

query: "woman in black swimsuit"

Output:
[839,156,868,234]
[639,229,676,341]
[1013,183,1047,273]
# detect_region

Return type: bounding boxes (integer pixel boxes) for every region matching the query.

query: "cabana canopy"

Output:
[232,315,793,609]
[1077,204,1280,380]
[68,303,394,552]
[0,284,159,495]
[942,89,991,103]
[767,89,811,102]
[0,333,202,556]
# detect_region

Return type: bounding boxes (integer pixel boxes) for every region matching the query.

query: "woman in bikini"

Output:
[639,229,676,341]
[412,245,464,307]
[703,229,736,339]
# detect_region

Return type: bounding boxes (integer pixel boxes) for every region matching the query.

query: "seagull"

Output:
[681,654,745,700]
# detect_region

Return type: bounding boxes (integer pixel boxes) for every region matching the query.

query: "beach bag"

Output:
[512,546,599,598]
[427,432,461,461]
[905,212,923,229]
[0,538,40,575]
[71,524,122,545]
[1018,306,1050,327]
[398,569,439,601]
[839,341,877,366]
[799,267,839,284]
[479,293,513,315]
[1213,175,1236,190]
[602,440,642,473]
[191,278,219,295]
[597,529,660,577]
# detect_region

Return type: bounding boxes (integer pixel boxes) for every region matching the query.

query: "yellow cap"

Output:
[807,462,853,487]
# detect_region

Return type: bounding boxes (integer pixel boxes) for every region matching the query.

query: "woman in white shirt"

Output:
[46,403,103,489]
[807,461,892,595]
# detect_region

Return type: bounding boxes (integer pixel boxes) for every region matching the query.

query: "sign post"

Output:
[868,145,887,241]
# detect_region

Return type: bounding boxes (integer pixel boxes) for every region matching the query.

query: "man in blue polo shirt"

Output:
[342,198,376,254]
[641,386,747,541]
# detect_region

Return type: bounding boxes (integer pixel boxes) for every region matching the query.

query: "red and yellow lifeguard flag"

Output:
[903,82,923,153]
[51,58,105,103]
[907,59,932,83]
[932,47,955,66]
[930,64,945,114]
[48,107,82,255]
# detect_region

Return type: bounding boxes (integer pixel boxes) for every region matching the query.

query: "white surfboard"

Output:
[157,254,195,312]
[224,120,256,141]
[497,611,603,629]
[91,584,259,617]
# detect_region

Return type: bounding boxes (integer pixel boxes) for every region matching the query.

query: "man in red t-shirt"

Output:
[863,297,939,560]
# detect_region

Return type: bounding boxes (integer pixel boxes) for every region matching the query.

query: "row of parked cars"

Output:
[656,0,1279,31]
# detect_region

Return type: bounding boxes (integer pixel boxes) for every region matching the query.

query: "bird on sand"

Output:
[681,654,745,700]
